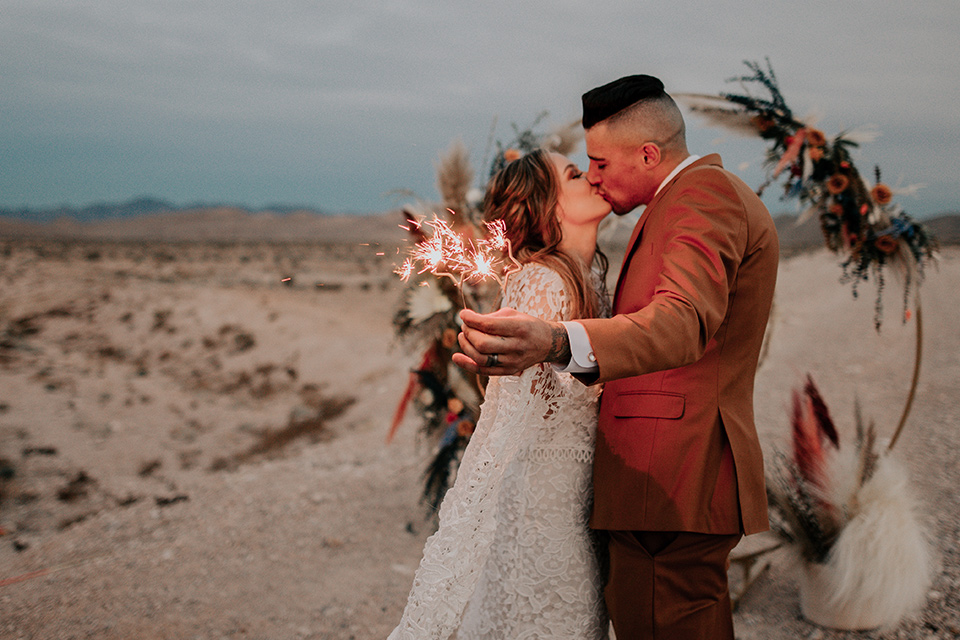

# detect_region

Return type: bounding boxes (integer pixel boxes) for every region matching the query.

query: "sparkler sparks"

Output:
[394,213,522,294]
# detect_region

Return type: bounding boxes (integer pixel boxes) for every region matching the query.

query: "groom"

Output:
[454,74,779,638]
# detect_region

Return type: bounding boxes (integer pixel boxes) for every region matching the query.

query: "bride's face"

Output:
[549,153,611,231]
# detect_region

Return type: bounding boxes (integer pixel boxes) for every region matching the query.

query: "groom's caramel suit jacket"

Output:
[578,154,778,536]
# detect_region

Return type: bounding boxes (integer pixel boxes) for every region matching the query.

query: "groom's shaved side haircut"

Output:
[609,96,687,150]
[582,74,687,152]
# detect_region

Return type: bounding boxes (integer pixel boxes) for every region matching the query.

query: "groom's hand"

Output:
[452,308,569,376]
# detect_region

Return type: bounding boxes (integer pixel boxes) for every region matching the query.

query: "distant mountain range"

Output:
[0,197,329,225]
[0,199,403,245]
[0,197,957,251]
[771,210,960,253]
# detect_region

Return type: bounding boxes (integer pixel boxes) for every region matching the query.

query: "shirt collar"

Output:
[654,154,701,197]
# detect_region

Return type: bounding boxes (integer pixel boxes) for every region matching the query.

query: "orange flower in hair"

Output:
[503,148,522,163]
[807,147,824,162]
[826,174,850,195]
[871,183,893,205]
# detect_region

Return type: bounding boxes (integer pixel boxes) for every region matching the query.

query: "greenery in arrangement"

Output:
[389,115,582,518]
[394,61,940,550]
[683,62,935,626]
[763,376,932,627]
[679,59,938,329]
[765,377,877,563]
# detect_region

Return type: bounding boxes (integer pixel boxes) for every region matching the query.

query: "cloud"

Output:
[1,0,958,215]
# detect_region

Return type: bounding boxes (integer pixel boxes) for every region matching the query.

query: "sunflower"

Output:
[827,174,850,195]
[871,183,894,206]
[806,128,827,147]
[875,234,900,255]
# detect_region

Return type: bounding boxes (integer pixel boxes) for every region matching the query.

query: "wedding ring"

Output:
[486,353,500,367]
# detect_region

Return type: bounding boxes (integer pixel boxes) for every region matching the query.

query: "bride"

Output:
[389,148,612,639]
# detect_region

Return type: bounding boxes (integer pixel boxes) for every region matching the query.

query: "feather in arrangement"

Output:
[543,118,586,156]
[672,93,771,137]
[420,430,465,515]
[850,400,879,506]
[391,113,580,518]
[791,374,839,490]
[805,451,932,629]
[683,59,938,330]
[421,437,460,515]
[768,375,933,628]
[679,63,935,628]
[387,371,419,445]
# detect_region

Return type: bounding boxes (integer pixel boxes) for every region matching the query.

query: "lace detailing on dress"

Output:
[515,446,594,463]
[388,263,608,640]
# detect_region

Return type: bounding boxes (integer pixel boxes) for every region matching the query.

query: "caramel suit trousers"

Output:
[604,530,742,639]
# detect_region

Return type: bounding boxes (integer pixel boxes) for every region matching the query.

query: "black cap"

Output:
[581,74,666,128]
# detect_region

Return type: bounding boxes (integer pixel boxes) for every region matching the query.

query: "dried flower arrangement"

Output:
[766,376,932,629]
[389,115,583,517]
[676,61,938,628]
[677,59,938,330]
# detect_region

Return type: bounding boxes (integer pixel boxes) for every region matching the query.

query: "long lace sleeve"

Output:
[388,264,595,640]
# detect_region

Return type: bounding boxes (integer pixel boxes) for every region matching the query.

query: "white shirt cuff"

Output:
[552,321,599,373]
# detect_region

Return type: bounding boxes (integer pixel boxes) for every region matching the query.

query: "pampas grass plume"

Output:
[673,93,762,137]
[435,140,474,215]
[542,119,583,156]
[814,450,934,628]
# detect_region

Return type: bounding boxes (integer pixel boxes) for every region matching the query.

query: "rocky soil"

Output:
[0,238,957,639]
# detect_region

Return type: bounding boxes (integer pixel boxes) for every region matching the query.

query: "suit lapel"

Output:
[611,155,722,311]
[612,181,669,309]
[613,208,651,310]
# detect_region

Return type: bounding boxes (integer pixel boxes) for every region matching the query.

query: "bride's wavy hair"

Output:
[482,148,609,320]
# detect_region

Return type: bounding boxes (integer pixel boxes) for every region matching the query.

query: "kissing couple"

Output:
[389,72,779,640]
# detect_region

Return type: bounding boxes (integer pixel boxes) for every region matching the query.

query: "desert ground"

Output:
[0,224,958,639]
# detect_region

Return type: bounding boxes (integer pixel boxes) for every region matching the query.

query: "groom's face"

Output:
[584,124,656,216]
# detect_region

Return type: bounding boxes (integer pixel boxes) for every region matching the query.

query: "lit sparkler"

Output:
[394,212,521,308]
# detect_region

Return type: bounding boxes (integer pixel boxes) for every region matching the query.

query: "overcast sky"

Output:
[2,1,957,218]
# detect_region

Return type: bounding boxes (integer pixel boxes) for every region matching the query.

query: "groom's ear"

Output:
[639,142,661,167]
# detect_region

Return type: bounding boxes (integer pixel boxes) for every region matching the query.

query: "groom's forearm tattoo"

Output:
[546,323,571,365]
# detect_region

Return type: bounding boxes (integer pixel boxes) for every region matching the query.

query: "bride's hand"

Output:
[452,308,560,376]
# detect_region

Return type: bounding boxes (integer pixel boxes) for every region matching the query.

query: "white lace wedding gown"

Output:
[389,263,609,640]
